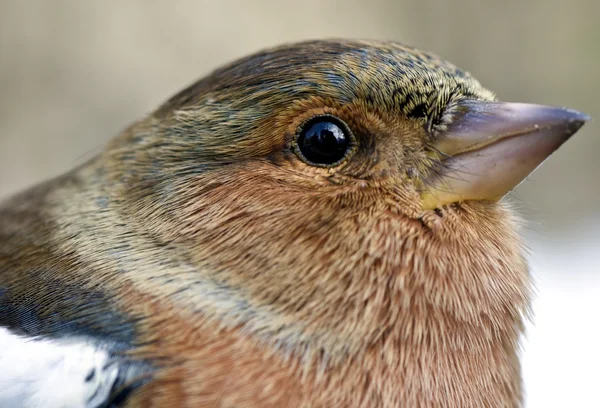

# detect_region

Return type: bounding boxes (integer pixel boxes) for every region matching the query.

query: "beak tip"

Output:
[559,108,590,138]
[565,109,591,123]
[564,107,590,122]
[525,105,590,140]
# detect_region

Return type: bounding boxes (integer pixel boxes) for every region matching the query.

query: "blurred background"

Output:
[0,1,597,406]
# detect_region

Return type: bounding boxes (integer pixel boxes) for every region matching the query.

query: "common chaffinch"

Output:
[0,40,589,407]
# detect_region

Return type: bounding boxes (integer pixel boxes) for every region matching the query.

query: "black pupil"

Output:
[298,120,349,165]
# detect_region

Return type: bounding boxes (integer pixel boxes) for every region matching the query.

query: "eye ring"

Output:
[293,114,357,168]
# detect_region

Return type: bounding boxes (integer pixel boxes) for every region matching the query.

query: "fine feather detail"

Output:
[0,328,119,408]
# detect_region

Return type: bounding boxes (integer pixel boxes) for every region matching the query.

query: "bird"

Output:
[0,39,589,408]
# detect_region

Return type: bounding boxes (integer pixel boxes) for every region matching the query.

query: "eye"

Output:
[295,115,355,166]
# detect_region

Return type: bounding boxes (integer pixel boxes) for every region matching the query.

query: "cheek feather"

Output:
[114,154,529,358]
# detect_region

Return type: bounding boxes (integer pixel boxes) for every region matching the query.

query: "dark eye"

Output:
[295,116,354,166]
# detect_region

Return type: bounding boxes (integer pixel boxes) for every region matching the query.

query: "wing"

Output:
[0,328,118,408]
[0,181,150,408]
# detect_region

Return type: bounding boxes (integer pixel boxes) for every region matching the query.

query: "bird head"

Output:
[103,40,587,357]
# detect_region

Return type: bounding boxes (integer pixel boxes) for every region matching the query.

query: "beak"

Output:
[420,100,590,210]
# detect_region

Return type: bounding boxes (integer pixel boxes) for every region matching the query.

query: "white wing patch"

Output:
[0,327,119,408]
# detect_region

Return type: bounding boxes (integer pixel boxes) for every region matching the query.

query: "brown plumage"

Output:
[0,40,588,407]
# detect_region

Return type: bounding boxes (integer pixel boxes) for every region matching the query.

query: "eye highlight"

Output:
[294,115,356,167]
